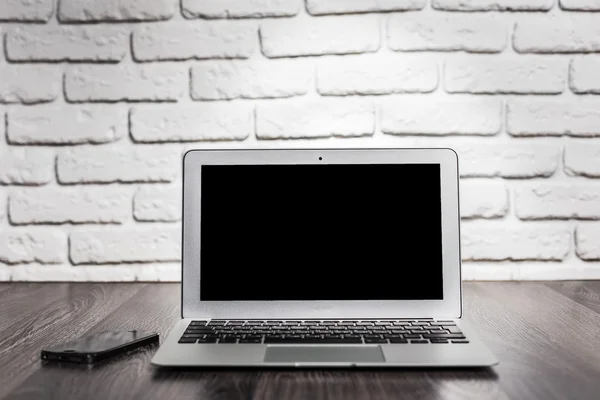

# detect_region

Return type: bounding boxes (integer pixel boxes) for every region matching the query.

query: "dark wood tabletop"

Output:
[1,281,599,400]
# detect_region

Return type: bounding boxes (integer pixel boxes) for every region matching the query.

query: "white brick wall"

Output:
[1,0,600,282]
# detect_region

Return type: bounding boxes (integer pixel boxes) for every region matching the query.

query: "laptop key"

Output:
[239,338,262,343]
[444,326,463,334]
[411,340,429,344]
[364,334,382,339]
[430,339,449,344]
[303,334,320,339]
[365,338,387,344]
[452,340,470,344]
[219,337,238,343]
[197,338,217,343]
[383,334,403,339]
[264,337,362,344]
[178,338,197,343]
[389,338,408,344]
[189,321,208,326]
[423,334,466,340]
[404,334,421,339]
[185,327,213,333]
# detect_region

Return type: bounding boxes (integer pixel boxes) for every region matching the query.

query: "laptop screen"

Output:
[200,164,443,301]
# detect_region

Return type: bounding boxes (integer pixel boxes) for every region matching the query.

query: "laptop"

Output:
[151,148,498,367]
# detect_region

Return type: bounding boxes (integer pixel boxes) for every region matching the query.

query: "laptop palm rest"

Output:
[264,345,385,363]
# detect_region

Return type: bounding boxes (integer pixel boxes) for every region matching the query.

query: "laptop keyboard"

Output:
[178,320,468,344]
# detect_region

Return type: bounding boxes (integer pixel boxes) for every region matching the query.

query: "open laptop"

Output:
[151,148,498,367]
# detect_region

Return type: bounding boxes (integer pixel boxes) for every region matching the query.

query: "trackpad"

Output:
[264,346,385,363]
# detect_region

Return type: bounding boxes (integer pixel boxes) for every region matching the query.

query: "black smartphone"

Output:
[41,331,159,364]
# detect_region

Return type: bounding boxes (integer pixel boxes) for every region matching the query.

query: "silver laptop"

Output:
[151,148,498,367]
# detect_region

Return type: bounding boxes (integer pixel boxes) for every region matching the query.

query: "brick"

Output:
[183,0,301,18]
[445,57,566,94]
[65,65,186,103]
[134,263,181,281]
[0,230,66,265]
[0,148,53,185]
[462,263,516,281]
[256,100,375,139]
[560,0,600,10]
[261,16,379,58]
[0,0,53,22]
[517,185,600,221]
[388,14,506,53]
[133,22,255,62]
[70,228,180,264]
[576,225,600,260]
[451,139,560,178]
[514,16,600,53]
[5,264,182,281]
[58,0,176,22]
[462,222,571,261]
[507,99,600,137]
[0,189,5,222]
[307,0,425,14]
[565,142,600,178]
[8,105,126,145]
[130,104,251,142]
[0,67,60,104]
[570,57,600,94]
[7,265,110,282]
[380,98,502,135]
[9,188,130,225]
[460,180,508,219]
[317,55,437,95]
[433,0,553,10]
[134,185,181,222]
[6,26,128,62]
[58,146,179,184]
[191,60,311,100]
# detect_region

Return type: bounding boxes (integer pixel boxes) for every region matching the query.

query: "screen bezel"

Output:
[182,149,462,319]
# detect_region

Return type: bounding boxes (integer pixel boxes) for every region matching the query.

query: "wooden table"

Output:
[1,282,599,400]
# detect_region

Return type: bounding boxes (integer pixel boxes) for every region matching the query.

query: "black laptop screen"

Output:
[200,164,443,301]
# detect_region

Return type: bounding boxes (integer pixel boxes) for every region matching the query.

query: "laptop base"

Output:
[151,319,498,367]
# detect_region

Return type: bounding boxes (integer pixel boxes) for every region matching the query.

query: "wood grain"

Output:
[545,281,600,314]
[1,282,600,400]
[3,284,179,400]
[464,282,600,400]
[0,283,144,397]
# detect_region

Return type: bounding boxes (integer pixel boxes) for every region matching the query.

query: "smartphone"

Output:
[41,331,159,364]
